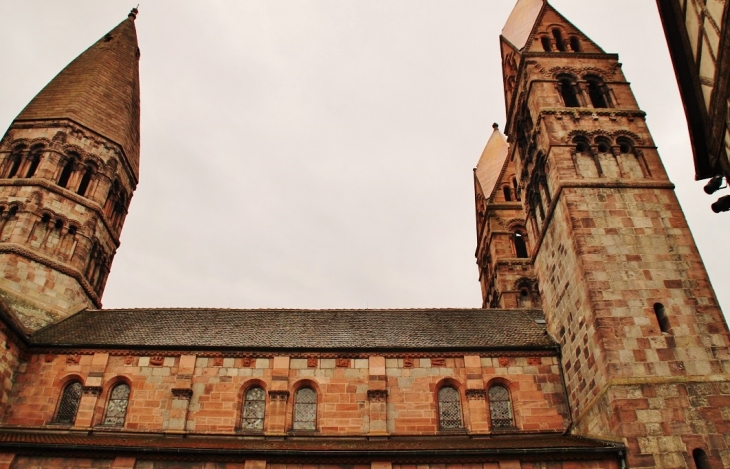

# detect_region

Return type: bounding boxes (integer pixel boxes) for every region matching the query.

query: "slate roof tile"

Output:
[30,308,554,350]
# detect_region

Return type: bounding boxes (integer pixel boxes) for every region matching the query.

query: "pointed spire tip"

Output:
[492,123,499,130]
[129,6,139,19]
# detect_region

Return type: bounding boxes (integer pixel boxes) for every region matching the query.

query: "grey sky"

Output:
[1,1,728,321]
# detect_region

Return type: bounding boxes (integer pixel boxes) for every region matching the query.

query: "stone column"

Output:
[75,385,101,428]
[271,356,290,392]
[267,390,289,435]
[75,352,108,428]
[169,354,196,433]
[368,355,388,437]
[168,388,192,432]
[464,355,489,434]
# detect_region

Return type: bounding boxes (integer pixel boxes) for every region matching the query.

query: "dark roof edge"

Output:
[24,344,560,354]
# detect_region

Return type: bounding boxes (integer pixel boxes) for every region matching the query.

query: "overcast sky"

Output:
[1,1,728,321]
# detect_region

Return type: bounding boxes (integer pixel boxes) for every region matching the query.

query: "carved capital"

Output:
[171,388,193,400]
[367,390,388,402]
[466,389,486,400]
[268,390,290,402]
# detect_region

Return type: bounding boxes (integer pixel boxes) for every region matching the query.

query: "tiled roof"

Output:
[501,0,544,49]
[0,430,622,458]
[475,127,510,200]
[30,308,554,350]
[14,14,141,180]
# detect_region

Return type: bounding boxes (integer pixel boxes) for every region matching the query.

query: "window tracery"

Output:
[103,383,130,426]
[437,386,463,429]
[55,381,82,424]
[241,386,266,431]
[293,387,317,431]
[488,385,514,429]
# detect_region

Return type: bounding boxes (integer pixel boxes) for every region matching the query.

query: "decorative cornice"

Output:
[523,52,619,61]
[268,390,290,402]
[465,389,486,400]
[0,178,121,247]
[7,119,138,185]
[25,348,558,359]
[540,108,646,119]
[530,180,676,259]
[82,386,102,396]
[0,243,101,307]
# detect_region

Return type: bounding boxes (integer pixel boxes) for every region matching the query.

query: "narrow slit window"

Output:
[587,77,609,108]
[569,36,581,52]
[558,77,580,107]
[553,29,566,51]
[6,155,21,178]
[514,232,529,258]
[654,303,671,333]
[512,178,521,201]
[241,386,266,431]
[55,381,82,424]
[541,36,551,52]
[57,159,75,188]
[77,167,94,196]
[438,386,463,429]
[26,157,40,178]
[293,387,317,431]
[489,385,514,429]
[519,288,530,308]
[503,186,512,201]
[103,383,130,426]
[693,449,711,469]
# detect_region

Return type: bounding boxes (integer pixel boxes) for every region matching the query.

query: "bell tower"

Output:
[490,0,730,467]
[0,10,140,333]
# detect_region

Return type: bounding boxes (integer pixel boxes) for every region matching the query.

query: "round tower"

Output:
[0,10,140,332]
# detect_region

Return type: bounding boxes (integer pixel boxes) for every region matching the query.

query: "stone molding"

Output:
[6,119,138,185]
[0,178,121,247]
[268,390,290,402]
[0,243,101,307]
[82,386,102,396]
[465,389,486,400]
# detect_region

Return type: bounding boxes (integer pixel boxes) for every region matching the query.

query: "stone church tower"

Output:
[474,0,730,467]
[0,11,139,333]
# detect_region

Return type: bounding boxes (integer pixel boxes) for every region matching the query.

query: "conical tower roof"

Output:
[475,124,509,199]
[501,0,544,50]
[14,11,141,180]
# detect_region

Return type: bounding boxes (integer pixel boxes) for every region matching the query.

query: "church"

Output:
[0,1,728,468]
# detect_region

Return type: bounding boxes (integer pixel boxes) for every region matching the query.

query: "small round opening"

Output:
[575,141,588,153]
[41,214,51,223]
[597,142,610,153]
[619,143,631,154]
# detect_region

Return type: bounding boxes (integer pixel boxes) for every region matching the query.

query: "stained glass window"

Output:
[55,381,82,424]
[103,383,130,426]
[293,387,317,430]
[241,386,266,430]
[489,385,514,428]
[438,386,463,429]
